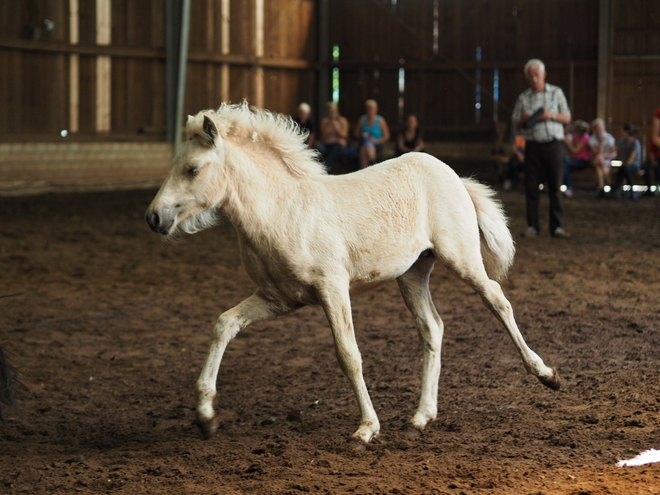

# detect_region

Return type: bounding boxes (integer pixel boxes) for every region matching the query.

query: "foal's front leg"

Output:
[196,290,298,438]
[318,284,380,443]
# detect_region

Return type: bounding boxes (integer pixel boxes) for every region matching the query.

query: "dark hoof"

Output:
[196,416,221,439]
[347,439,367,452]
[401,423,422,438]
[538,368,561,391]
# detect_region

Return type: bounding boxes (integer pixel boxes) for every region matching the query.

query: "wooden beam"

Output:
[254,0,264,108]
[597,0,611,121]
[174,0,191,153]
[69,0,79,133]
[221,0,230,102]
[0,38,165,59]
[0,39,313,69]
[317,0,330,113]
[96,0,111,133]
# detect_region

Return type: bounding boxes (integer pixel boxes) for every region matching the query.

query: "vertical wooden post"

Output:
[254,0,264,108]
[317,0,330,116]
[597,0,611,121]
[95,0,111,132]
[69,0,79,133]
[221,0,230,103]
[174,0,191,153]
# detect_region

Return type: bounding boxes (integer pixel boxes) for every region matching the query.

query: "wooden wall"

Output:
[328,0,600,141]
[1,0,660,147]
[610,0,660,146]
[0,0,316,142]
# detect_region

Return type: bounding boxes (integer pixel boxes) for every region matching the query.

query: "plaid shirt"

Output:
[512,83,570,143]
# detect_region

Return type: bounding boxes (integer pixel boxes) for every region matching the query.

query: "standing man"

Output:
[512,59,571,238]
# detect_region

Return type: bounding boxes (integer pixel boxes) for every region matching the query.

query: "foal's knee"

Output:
[212,313,241,341]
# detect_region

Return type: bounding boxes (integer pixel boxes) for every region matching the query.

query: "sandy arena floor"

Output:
[1,162,659,494]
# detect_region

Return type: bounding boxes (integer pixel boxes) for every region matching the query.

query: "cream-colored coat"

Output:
[146,102,559,444]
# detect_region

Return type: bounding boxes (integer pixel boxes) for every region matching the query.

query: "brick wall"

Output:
[0,143,172,196]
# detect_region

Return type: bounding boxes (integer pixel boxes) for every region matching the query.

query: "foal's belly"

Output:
[239,237,429,305]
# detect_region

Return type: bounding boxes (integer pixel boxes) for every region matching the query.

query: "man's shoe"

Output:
[552,227,571,238]
[523,226,538,238]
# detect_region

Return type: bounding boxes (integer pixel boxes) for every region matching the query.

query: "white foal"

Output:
[146,102,560,444]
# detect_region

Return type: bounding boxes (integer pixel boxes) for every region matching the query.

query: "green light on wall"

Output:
[332,45,340,104]
[332,68,340,105]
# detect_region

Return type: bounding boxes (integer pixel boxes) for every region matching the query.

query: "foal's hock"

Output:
[146,102,560,443]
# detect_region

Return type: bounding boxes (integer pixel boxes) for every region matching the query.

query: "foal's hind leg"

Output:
[196,290,299,438]
[447,259,560,390]
[397,253,444,431]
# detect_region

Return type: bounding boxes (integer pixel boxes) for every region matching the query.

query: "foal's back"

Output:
[295,153,479,288]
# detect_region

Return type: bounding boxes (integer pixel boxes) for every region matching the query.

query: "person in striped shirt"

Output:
[512,59,572,238]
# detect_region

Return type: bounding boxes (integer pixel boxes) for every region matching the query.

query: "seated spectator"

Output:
[589,118,616,197]
[642,106,660,196]
[500,131,525,191]
[395,114,425,156]
[612,123,642,199]
[293,102,316,149]
[562,120,591,198]
[317,102,349,173]
[354,99,390,169]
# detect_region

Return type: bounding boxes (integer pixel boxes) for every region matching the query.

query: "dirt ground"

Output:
[1,161,659,495]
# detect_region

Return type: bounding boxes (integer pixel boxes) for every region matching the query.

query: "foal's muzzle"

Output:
[145,208,174,235]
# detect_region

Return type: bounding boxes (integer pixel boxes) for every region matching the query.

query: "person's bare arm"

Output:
[397,133,407,152]
[413,135,425,152]
[337,117,349,139]
[540,109,570,125]
[354,118,362,140]
[377,118,390,144]
[652,116,660,149]
[516,111,531,129]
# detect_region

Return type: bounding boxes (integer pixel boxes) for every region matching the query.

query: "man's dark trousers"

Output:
[524,139,564,234]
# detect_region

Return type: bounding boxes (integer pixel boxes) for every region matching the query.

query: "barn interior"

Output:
[1,0,660,193]
[1,2,660,495]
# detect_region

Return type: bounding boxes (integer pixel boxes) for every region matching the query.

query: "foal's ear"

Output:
[202,115,219,147]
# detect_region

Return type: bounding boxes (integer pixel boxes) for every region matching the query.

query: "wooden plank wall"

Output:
[0,0,316,141]
[1,0,660,147]
[329,0,601,141]
[185,0,315,116]
[610,0,660,146]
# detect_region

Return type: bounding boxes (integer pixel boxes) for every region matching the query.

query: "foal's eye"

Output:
[187,166,202,178]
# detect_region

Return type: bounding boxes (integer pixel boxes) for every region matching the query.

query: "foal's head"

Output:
[146,114,225,237]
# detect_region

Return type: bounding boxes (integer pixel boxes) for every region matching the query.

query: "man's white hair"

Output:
[298,102,311,115]
[524,58,545,75]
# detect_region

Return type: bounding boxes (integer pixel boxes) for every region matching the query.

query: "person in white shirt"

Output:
[512,59,571,238]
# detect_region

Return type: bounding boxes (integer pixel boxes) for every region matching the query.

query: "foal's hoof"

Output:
[538,367,561,391]
[196,416,221,439]
[346,439,367,452]
[401,423,422,438]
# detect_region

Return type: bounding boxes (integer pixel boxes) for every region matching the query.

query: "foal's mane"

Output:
[187,102,326,177]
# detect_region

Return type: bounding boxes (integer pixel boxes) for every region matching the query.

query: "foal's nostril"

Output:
[146,210,160,231]
[146,207,175,235]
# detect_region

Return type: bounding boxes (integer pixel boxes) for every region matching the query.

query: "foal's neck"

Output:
[222,141,303,234]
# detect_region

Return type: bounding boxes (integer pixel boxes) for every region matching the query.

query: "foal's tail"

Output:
[461,177,515,281]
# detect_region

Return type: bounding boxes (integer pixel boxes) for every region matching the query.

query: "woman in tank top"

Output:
[354,99,390,169]
[395,114,425,156]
